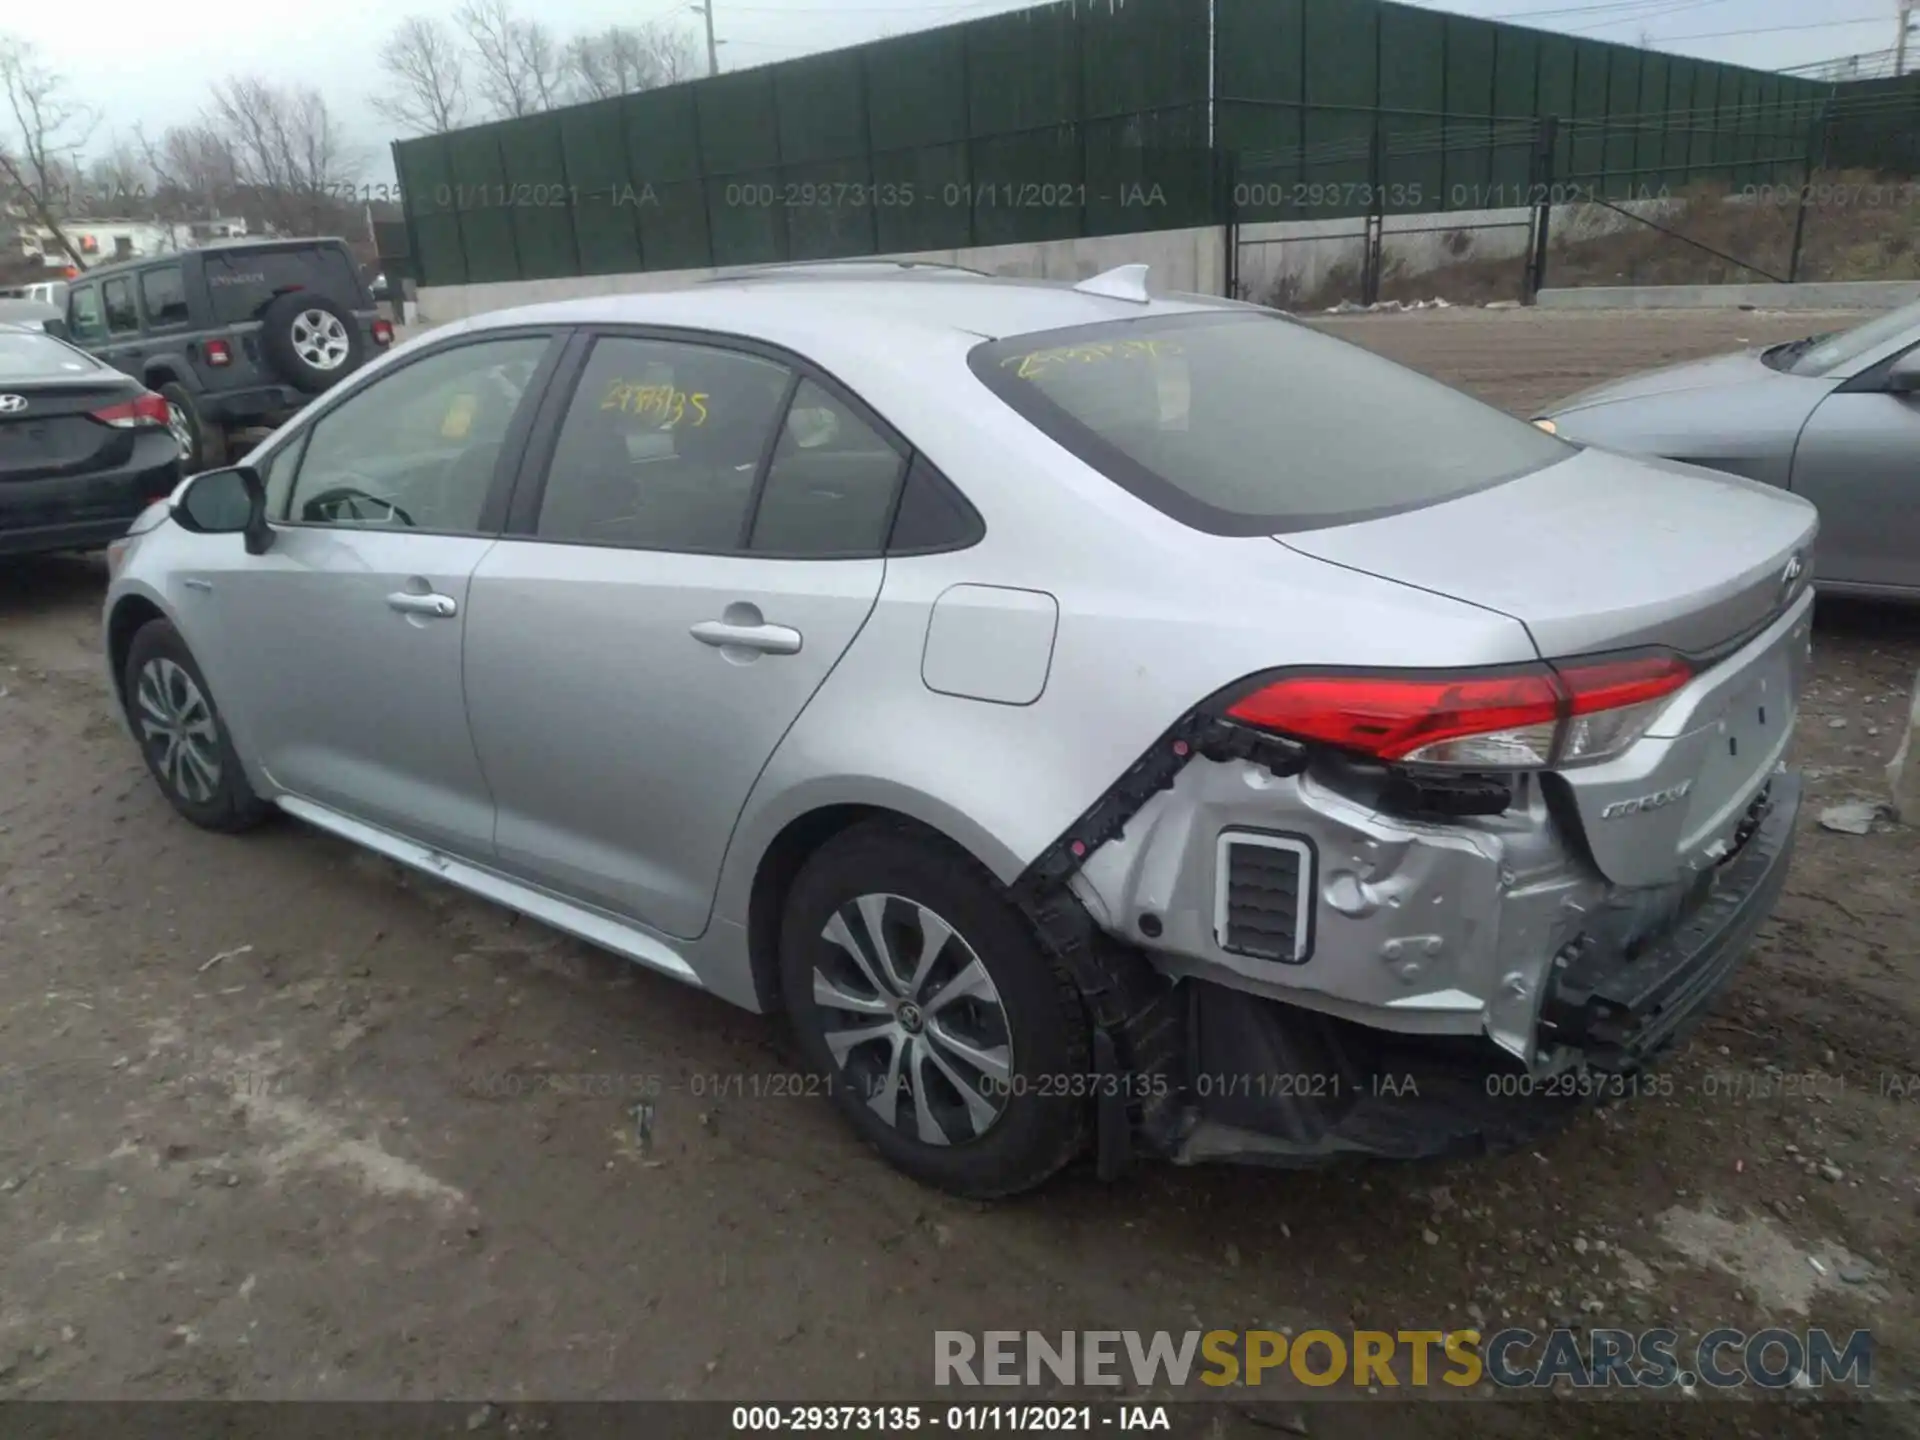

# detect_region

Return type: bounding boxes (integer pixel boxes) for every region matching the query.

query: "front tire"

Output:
[780,821,1091,1198]
[122,620,271,833]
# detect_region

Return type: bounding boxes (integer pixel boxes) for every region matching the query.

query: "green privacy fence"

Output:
[1218,0,1831,220]
[394,0,1213,286]
[395,0,1867,288]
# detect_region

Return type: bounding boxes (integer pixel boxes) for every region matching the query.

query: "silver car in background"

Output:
[102,264,1816,1196]
[1537,297,1920,597]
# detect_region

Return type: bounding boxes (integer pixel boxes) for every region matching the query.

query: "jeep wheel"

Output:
[261,292,363,394]
[157,382,227,472]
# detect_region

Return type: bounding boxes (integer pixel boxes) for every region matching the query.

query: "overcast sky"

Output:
[3,0,1907,185]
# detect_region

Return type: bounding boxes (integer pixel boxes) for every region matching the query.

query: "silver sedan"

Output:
[102,263,1815,1196]
[1537,298,1920,597]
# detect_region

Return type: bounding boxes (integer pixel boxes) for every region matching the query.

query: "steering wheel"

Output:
[300,485,417,528]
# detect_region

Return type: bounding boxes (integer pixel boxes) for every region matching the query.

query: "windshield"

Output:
[969,311,1571,535]
[1778,298,1920,378]
[0,327,101,379]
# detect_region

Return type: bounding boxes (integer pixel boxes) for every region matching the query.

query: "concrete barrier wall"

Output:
[417,226,1228,324]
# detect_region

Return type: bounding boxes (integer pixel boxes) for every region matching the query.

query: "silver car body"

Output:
[1539,298,1920,596]
[104,270,1817,1160]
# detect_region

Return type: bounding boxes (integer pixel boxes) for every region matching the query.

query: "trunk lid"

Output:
[1277,446,1818,661]
[0,379,139,483]
[1280,447,1818,888]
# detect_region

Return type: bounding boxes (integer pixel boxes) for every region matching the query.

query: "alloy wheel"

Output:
[291,310,351,370]
[813,893,1013,1146]
[165,401,195,457]
[135,657,222,803]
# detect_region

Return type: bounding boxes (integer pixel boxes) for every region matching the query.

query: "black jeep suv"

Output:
[64,238,392,470]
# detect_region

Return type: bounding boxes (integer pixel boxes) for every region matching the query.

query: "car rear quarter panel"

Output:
[708,353,1543,937]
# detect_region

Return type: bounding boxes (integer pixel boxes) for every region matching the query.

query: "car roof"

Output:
[72,236,352,283]
[465,271,1248,361]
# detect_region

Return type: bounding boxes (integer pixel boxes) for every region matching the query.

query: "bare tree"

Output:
[374,16,469,135]
[85,138,155,218]
[457,0,565,118]
[206,78,364,235]
[138,121,242,222]
[0,37,94,267]
[563,21,699,102]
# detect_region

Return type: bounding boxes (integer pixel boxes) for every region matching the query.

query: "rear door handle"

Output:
[689,619,802,655]
[387,591,458,618]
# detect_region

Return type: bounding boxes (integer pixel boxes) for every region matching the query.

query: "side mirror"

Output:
[43,318,69,341]
[1887,350,1920,395]
[173,465,274,555]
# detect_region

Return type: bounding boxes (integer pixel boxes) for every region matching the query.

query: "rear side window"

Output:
[103,278,140,335]
[203,246,361,324]
[0,329,102,379]
[970,312,1570,535]
[141,267,189,327]
[748,379,907,556]
[536,336,794,552]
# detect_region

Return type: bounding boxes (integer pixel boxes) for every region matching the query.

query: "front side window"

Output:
[141,267,189,328]
[536,336,793,551]
[102,278,140,335]
[286,335,550,533]
[970,311,1571,535]
[748,379,907,556]
[67,287,106,343]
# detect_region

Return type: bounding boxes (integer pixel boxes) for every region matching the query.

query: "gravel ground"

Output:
[1,306,1916,1435]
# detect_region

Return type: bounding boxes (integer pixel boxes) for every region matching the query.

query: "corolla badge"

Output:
[1600,781,1693,820]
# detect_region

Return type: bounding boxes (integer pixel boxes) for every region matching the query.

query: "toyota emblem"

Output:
[0,394,26,415]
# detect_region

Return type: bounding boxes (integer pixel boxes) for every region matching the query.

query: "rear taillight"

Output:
[372,318,394,347]
[90,392,171,430]
[1223,653,1693,771]
[205,339,232,367]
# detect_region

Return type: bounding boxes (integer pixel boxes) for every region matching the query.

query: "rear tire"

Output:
[122,620,271,834]
[158,382,227,472]
[779,820,1091,1199]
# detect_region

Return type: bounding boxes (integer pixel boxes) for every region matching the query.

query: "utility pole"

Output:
[693,2,719,77]
[1899,0,1915,78]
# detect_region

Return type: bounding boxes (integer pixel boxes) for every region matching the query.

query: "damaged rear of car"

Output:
[970,309,1816,1170]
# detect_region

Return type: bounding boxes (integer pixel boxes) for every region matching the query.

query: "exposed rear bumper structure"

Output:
[1146,770,1798,1167]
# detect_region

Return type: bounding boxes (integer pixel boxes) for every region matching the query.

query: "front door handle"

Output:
[689,619,802,655]
[387,591,458,618]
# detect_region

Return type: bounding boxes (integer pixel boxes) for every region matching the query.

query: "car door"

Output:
[1789,343,1920,590]
[183,329,564,859]
[463,330,907,939]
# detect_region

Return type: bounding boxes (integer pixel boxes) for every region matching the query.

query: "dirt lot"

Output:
[1,307,1917,1435]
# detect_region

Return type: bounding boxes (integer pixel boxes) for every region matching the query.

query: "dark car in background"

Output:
[0,322,183,557]
[64,238,393,471]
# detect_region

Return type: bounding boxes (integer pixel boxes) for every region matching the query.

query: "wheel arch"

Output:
[736,786,1028,1015]
[106,591,169,710]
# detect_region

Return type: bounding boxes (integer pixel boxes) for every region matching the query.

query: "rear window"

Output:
[0,329,101,379]
[203,246,362,324]
[969,311,1570,535]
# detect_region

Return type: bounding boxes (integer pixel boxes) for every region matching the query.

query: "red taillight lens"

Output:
[90,392,171,429]
[205,339,232,367]
[1554,653,1694,763]
[372,318,394,346]
[1225,653,1692,770]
